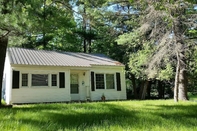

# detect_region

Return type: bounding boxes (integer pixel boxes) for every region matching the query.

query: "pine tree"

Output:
[0,0,27,105]
[117,0,197,101]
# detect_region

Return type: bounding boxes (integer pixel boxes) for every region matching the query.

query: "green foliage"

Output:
[187,28,197,38]
[1,99,6,105]
[185,0,197,4]
[116,31,140,47]
[0,101,197,130]
[188,92,197,101]
[117,0,197,85]
[0,0,27,37]
[129,42,155,79]
[17,0,78,51]
[158,63,174,80]
[187,46,197,93]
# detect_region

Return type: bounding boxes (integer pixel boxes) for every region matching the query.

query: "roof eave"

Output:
[90,64,125,67]
[10,64,91,68]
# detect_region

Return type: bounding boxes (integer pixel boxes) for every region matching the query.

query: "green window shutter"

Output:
[91,72,95,91]
[12,71,20,89]
[116,72,121,91]
[59,72,65,88]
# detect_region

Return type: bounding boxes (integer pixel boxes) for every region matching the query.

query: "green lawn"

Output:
[0,100,197,131]
[188,93,197,101]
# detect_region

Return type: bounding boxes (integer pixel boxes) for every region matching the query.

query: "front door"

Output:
[70,74,79,100]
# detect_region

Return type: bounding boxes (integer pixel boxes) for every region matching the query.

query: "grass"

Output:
[188,93,197,101]
[0,100,197,131]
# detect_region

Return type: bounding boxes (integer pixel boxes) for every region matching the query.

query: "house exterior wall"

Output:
[4,64,126,104]
[3,54,12,104]
[90,66,126,101]
[10,66,71,104]
[12,88,70,103]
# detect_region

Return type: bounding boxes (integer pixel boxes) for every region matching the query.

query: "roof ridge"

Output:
[9,47,106,55]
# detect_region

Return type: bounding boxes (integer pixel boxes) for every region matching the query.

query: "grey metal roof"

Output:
[8,48,124,67]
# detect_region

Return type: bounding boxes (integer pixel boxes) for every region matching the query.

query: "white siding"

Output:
[3,54,12,104]
[10,67,71,104]
[2,76,5,99]
[12,88,70,103]
[6,65,126,103]
[91,89,126,100]
[90,67,126,101]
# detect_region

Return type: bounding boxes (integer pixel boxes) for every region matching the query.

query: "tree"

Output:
[117,0,197,101]
[15,0,80,52]
[0,0,27,105]
[73,0,136,55]
[73,0,107,53]
[78,0,141,98]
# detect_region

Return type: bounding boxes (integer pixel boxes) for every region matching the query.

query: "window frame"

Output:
[31,74,49,87]
[20,71,60,88]
[95,74,105,89]
[95,73,116,90]
[20,73,29,88]
[70,73,79,94]
[106,74,115,89]
[51,74,58,87]
[21,73,28,87]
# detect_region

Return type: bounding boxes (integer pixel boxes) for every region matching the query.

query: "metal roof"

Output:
[7,48,124,67]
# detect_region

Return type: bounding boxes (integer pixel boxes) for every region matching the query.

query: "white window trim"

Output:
[95,73,116,90]
[20,73,29,88]
[20,72,59,88]
[106,74,116,90]
[31,73,49,87]
[70,73,79,94]
[51,74,59,87]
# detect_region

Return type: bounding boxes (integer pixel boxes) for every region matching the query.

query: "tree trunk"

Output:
[174,51,180,102]
[83,5,87,53]
[83,39,86,53]
[130,73,137,99]
[173,16,188,101]
[88,26,92,53]
[147,81,151,99]
[138,80,144,99]
[140,80,149,100]
[158,80,163,99]
[178,68,188,100]
[178,52,188,101]
[162,82,165,98]
[0,37,8,106]
[43,0,47,49]
[88,39,91,53]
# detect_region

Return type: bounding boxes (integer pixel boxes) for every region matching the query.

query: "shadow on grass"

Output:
[8,102,138,130]
[2,101,197,130]
[155,104,197,124]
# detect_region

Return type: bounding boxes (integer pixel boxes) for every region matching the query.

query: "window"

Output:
[70,74,79,94]
[95,74,105,89]
[106,74,115,89]
[95,73,115,89]
[22,74,28,86]
[51,74,57,86]
[32,74,48,86]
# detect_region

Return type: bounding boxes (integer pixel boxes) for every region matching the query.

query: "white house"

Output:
[2,48,126,104]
